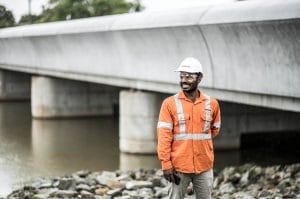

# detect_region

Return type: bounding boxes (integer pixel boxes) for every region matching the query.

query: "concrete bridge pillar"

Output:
[31,76,117,118]
[0,70,30,100]
[119,90,164,154]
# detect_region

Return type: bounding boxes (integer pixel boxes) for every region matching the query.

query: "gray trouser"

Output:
[168,169,213,199]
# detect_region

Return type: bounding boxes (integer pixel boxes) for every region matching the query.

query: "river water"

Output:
[0,101,298,197]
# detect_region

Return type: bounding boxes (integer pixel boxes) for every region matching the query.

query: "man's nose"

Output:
[180,77,188,83]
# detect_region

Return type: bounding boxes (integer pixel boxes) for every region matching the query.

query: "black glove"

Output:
[163,168,181,185]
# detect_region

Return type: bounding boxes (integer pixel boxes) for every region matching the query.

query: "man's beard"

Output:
[180,83,198,93]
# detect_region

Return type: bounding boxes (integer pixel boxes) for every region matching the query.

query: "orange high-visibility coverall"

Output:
[157,91,221,173]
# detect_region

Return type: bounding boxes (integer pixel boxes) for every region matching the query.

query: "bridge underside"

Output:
[1,70,299,153]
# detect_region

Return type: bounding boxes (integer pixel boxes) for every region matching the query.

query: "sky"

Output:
[0,0,234,21]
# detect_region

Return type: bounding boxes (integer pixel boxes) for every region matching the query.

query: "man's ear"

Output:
[197,73,203,83]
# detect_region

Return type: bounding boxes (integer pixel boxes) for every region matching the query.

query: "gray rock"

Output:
[222,167,236,182]
[122,190,138,197]
[73,174,87,184]
[213,176,222,189]
[107,188,123,197]
[150,176,162,187]
[94,196,111,199]
[219,183,236,194]
[218,193,232,199]
[32,194,48,199]
[122,188,153,198]
[155,169,163,177]
[31,179,52,189]
[138,187,154,198]
[80,190,95,199]
[76,170,91,178]
[240,171,249,186]
[125,180,153,190]
[232,192,255,199]
[247,184,262,196]
[36,188,58,197]
[76,183,92,191]
[87,172,101,186]
[50,190,77,198]
[57,177,76,190]
[106,179,125,189]
[52,180,59,187]
[116,174,131,181]
[96,171,117,185]
[154,186,169,198]
[114,196,131,199]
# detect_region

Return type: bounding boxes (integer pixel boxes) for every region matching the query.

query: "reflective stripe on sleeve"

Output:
[212,122,221,128]
[157,121,173,130]
[174,94,186,134]
[203,94,211,133]
[174,133,211,141]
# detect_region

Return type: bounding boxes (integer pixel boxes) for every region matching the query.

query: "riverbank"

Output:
[6,163,300,199]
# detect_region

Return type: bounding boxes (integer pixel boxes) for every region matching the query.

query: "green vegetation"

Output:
[0,4,15,28]
[19,0,143,25]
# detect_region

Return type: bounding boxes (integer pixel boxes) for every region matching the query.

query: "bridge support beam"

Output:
[119,90,164,154]
[31,76,117,118]
[0,70,30,101]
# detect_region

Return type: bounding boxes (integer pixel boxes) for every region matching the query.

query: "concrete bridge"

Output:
[0,0,299,153]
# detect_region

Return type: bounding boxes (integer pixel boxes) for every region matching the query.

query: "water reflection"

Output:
[31,117,120,175]
[0,102,32,197]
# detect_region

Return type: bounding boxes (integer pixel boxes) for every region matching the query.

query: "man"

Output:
[157,57,221,199]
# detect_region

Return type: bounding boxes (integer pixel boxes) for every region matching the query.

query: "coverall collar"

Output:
[178,89,206,104]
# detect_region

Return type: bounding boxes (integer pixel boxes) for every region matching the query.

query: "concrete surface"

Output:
[31,76,118,118]
[119,90,165,153]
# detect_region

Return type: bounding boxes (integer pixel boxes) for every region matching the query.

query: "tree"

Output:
[0,4,15,28]
[19,0,143,24]
[19,14,41,25]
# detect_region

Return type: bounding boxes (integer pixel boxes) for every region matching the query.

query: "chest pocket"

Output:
[174,113,190,134]
[175,113,190,125]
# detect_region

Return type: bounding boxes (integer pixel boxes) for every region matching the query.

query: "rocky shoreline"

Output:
[6,163,300,199]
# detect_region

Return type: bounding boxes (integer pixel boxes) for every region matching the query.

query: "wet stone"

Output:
[57,177,76,190]
[50,190,77,198]
[219,182,236,194]
[76,170,91,178]
[154,186,169,198]
[106,179,125,189]
[76,183,92,191]
[80,190,95,199]
[107,188,123,197]
[125,180,153,190]
[96,171,117,185]
[95,187,109,196]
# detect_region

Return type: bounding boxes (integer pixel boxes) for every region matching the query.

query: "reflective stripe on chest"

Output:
[173,93,211,140]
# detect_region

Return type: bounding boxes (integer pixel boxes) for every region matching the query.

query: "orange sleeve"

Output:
[157,98,174,170]
[211,98,221,138]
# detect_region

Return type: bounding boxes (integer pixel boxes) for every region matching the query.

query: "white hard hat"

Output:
[175,57,203,74]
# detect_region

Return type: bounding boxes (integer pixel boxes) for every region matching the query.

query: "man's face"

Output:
[179,72,202,92]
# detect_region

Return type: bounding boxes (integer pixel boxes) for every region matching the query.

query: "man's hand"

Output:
[163,168,176,183]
